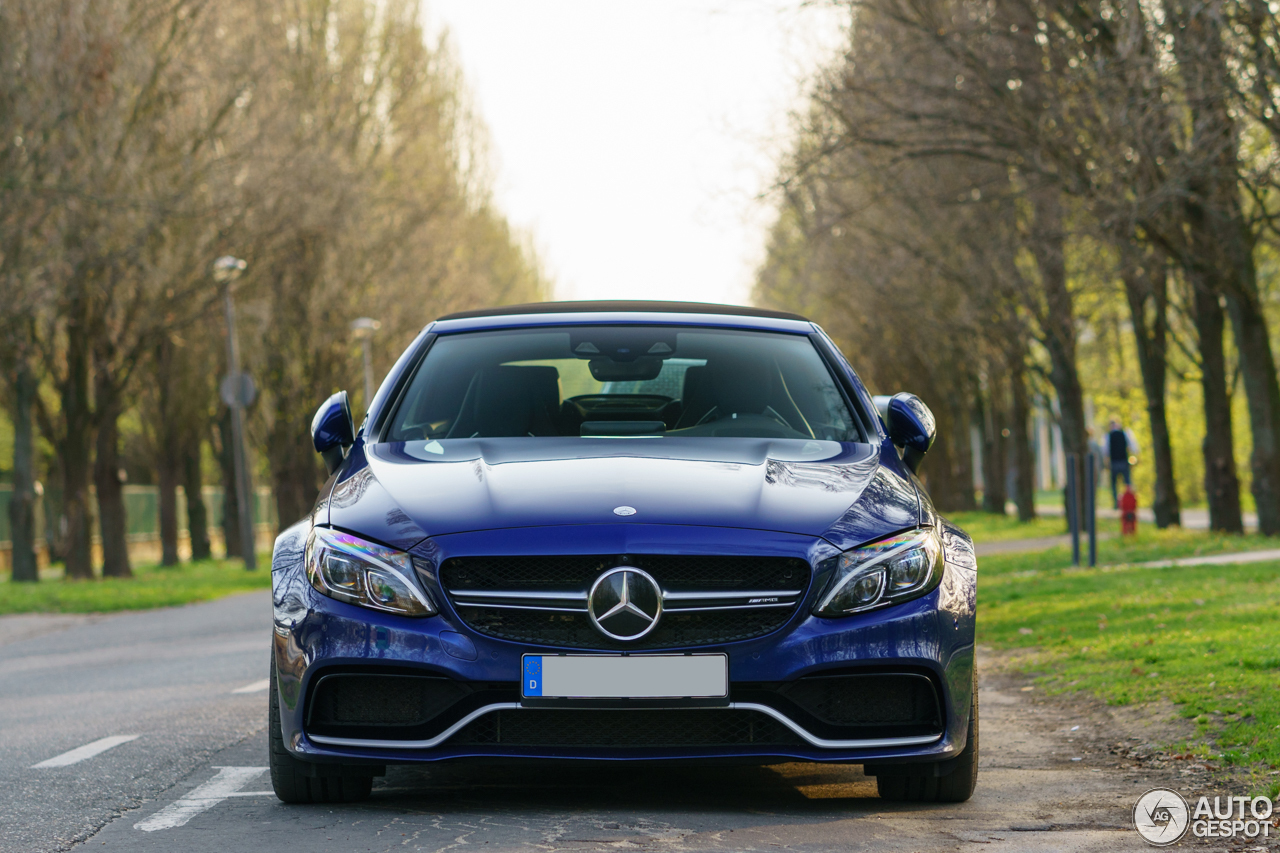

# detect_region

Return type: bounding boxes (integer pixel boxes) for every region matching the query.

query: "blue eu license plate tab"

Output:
[521,654,727,699]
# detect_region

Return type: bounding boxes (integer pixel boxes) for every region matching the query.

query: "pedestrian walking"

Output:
[1106,419,1138,509]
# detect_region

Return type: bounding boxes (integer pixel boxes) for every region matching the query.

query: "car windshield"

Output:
[384,325,860,441]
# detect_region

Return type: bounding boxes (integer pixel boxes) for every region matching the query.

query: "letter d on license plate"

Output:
[522,654,727,699]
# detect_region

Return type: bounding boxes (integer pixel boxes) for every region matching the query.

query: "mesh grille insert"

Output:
[450,708,805,748]
[309,674,468,729]
[779,674,941,728]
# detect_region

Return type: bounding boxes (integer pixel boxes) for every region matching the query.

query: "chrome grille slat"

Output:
[661,590,801,600]
[452,589,589,600]
[662,602,796,613]
[450,602,588,613]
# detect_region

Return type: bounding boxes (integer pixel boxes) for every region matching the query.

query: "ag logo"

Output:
[1134,788,1190,846]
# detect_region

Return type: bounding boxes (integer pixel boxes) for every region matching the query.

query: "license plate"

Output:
[522,654,727,699]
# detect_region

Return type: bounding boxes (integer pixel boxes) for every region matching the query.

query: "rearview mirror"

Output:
[312,390,354,475]
[879,392,935,474]
[588,357,663,382]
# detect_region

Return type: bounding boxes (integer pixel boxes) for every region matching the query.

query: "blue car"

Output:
[269,301,978,805]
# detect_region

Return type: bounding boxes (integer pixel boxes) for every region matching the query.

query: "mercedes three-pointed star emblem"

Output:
[587,566,663,641]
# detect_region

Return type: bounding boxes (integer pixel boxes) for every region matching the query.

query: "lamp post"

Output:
[214,255,256,571]
[350,317,381,409]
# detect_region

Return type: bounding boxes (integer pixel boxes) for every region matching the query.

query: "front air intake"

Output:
[306,673,470,738]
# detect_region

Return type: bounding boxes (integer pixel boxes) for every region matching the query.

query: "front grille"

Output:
[441,554,810,649]
[450,708,805,748]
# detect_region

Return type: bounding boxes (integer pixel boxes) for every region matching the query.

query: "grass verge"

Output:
[977,526,1280,790]
[0,558,271,615]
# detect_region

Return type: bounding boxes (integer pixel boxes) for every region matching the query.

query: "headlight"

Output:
[813,528,943,617]
[305,527,436,617]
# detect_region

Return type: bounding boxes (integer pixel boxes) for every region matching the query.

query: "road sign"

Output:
[219,373,257,408]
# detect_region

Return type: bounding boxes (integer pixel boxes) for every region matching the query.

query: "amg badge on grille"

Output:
[587,567,662,640]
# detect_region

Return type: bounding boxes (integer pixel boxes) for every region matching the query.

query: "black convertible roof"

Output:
[436,300,810,323]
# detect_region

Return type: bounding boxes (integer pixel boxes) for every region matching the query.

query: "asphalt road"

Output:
[1,592,1187,852]
[0,592,270,852]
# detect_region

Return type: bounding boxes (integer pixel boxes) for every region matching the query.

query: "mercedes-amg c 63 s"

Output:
[268,301,978,804]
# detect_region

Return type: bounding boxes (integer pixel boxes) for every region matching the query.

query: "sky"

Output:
[427,1,848,306]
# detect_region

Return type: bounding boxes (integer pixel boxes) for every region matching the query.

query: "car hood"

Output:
[325,437,921,552]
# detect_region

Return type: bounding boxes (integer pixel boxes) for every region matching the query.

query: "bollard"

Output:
[1066,453,1080,567]
[1084,451,1097,567]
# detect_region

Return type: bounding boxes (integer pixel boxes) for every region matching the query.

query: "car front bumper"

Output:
[270,522,976,766]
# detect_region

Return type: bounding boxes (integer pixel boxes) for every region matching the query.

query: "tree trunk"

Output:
[948,388,978,512]
[154,336,180,566]
[184,440,211,561]
[270,429,322,531]
[1009,351,1037,522]
[8,363,39,582]
[1169,0,1279,534]
[60,306,95,580]
[1191,281,1244,533]
[1121,255,1181,528]
[1028,188,1087,461]
[94,406,132,578]
[157,449,180,566]
[215,409,243,559]
[1224,275,1280,535]
[980,377,1008,514]
[912,377,977,513]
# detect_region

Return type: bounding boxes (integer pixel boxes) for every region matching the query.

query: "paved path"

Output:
[1036,503,1258,532]
[975,534,1110,557]
[975,501,1265,556]
[1121,548,1280,569]
[976,533,1280,563]
[0,593,1214,852]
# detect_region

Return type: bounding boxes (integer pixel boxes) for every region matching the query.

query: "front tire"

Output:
[876,673,978,803]
[268,662,374,804]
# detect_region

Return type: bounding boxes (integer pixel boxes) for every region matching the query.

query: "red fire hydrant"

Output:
[1120,486,1138,536]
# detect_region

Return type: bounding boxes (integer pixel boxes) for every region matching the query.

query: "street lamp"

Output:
[214,255,256,571]
[350,317,381,409]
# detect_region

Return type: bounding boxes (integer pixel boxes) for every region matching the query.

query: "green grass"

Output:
[979,526,1280,777]
[0,558,271,614]
[947,510,1067,543]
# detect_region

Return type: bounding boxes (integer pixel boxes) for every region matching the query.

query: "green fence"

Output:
[0,485,276,546]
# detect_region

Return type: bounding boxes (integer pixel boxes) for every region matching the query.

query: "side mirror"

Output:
[882,392,935,474]
[312,390,354,475]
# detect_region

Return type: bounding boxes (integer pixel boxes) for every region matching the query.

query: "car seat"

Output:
[446,366,561,438]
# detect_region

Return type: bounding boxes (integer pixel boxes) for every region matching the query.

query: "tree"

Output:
[1,0,546,582]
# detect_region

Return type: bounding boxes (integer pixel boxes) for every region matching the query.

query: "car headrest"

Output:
[704,359,771,416]
[675,365,712,428]
[450,365,560,438]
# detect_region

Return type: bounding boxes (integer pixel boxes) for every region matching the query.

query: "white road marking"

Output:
[135,766,267,832]
[31,735,140,768]
[231,678,270,694]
